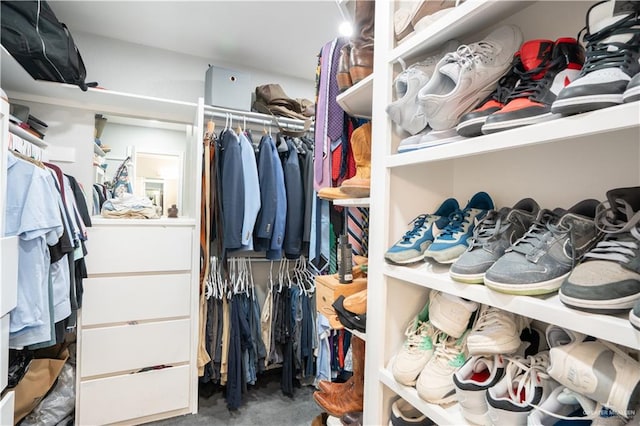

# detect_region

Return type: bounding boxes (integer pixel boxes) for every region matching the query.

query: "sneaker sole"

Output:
[449,270,485,284]
[384,253,427,265]
[551,94,623,115]
[481,112,559,134]
[630,310,640,331]
[456,116,487,138]
[467,335,521,356]
[484,273,568,295]
[623,86,640,103]
[559,290,640,314]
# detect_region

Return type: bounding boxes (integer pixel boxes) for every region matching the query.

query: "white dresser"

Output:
[76,218,199,425]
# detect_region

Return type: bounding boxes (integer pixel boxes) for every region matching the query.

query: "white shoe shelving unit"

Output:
[336,1,640,425]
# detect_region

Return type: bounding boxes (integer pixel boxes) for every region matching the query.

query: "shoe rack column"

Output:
[362,0,396,424]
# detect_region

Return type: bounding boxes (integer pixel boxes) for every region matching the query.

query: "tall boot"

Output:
[317,376,354,394]
[349,0,375,84]
[340,122,371,198]
[313,336,365,417]
[336,43,353,93]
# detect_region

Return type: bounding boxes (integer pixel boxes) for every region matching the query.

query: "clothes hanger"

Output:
[10,149,45,169]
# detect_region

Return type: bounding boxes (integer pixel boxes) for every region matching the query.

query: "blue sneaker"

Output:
[424,192,494,264]
[385,198,459,264]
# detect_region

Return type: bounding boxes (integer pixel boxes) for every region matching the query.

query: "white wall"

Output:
[74,32,317,104]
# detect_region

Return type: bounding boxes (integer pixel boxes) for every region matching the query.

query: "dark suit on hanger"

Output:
[282,138,304,259]
[220,129,244,250]
[254,134,278,252]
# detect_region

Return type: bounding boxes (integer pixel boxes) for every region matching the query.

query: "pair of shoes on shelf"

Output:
[389,397,434,425]
[393,0,461,44]
[336,1,375,93]
[450,198,602,297]
[318,122,371,200]
[384,191,494,265]
[456,37,585,137]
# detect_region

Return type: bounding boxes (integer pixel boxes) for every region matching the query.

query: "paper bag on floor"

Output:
[13,348,69,425]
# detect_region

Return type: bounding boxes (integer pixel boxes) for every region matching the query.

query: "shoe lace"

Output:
[584,198,640,264]
[404,322,434,353]
[451,40,500,69]
[503,353,551,403]
[431,332,466,369]
[472,304,524,335]
[439,209,469,238]
[400,214,430,243]
[508,210,559,255]
[507,52,566,101]
[468,210,510,249]
[578,3,640,76]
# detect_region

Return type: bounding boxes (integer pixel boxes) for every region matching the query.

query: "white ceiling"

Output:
[48,1,346,82]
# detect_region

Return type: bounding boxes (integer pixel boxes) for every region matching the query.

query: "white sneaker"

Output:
[467,305,531,356]
[416,331,469,405]
[417,24,524,131]
[392,302,438,386]
[547,339,640,417]
[453,354,507,425]
[428,290,478,338]
[486,352,559,425]
[545,324,586,348]
[389,397,434,426]
[396,127,462,153]
[387,40,460,135]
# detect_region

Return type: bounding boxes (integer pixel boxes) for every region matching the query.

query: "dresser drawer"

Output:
[85,225,193,274]
[0,314,8,392]
[0,236,18,317]
[80,319,190,377]
[0,390,14,426]
[81,273,191,326]
[78,364,189,425]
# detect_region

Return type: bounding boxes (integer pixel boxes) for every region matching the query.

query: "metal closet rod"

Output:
[204,105,314,132]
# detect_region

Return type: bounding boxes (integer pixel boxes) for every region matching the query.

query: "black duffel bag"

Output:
[1,0,97,91]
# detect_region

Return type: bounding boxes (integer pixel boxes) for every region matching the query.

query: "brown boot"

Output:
[349,0,375,84]
[317,376,354,394]
[313,337,365,417]
[336,43,353,92]
[340,123,371,198]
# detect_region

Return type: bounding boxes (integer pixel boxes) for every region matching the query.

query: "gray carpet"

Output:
[149,372,323,426]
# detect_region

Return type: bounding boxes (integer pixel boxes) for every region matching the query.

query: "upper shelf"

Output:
[384,262,640,351]
[333,197,371,208]
[1,47,198,124]
[388,1,532,64]
[386,101,640,168]
[336,74,373,119]
[9,122,47,148]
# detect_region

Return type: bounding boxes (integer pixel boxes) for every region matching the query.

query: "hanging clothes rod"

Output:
[203,105,314,132]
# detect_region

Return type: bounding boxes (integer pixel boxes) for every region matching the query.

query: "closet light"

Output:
[339,21,353,37]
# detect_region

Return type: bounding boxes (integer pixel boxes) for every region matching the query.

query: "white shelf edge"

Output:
[379,368,468,425]
[333,197,371,208]
[383,262,640,350]
[336,73,374,119]
[387,0,530,64]
[90,217,196,226]
[345,327,366,341]
[8,122,47,148]
[386,102,640,168]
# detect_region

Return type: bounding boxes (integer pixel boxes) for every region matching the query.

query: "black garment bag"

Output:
[1,0,97,91]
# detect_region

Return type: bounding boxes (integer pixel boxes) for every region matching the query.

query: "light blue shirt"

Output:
[314,313,332,385]
[5,153,63,342]
[238,132,261,249]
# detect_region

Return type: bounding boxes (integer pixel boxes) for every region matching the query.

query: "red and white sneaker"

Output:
[455,53,522,137]
[481,38,585,134]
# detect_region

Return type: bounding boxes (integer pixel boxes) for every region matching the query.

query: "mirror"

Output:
[94,114,191,217]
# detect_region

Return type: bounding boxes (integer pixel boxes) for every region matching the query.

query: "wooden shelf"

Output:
[383,262,640,351]
[333,197,370,208]
[336,74,373,119]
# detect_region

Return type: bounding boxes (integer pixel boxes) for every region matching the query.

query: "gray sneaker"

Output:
[450,198,540,284]
[631,300,640,331]
[484,199,602,296]
[560,187,640,313]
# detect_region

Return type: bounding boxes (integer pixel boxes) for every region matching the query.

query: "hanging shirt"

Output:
[5,153,63,341]
[254,135,278,252]
[238,132,261,249]
[267,140,287,260]
[219,130,245,250]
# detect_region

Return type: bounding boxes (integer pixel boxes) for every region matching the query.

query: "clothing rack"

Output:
[204,104,314,133]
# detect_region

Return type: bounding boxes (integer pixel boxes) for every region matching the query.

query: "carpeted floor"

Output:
[149,370,322,426]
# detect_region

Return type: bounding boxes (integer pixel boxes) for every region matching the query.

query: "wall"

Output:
[74,32,317,105]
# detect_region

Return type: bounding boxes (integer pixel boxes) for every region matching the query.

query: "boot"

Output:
[313,337,365,417]
[349,0,375,84]
[340,123,371,198]
[336,43,353,93]
[317,376,354,394]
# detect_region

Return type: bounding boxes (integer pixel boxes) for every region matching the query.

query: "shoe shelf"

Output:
[384,262,640,351]
[8,122,47,148]
[336,74,373,119]
[388,0,530,64]
[379,367,468,425]
[345,327,366,342]
[386,101,640,168]
[332,197,371,208]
